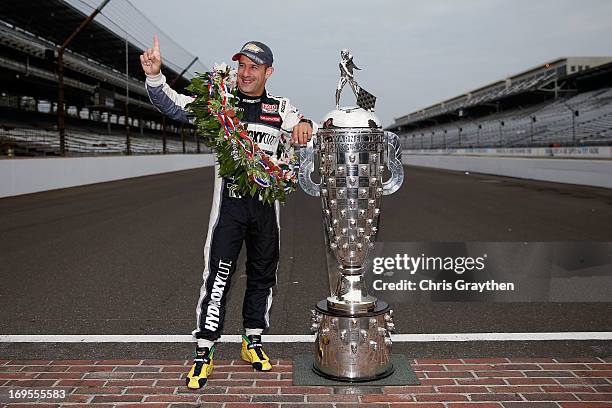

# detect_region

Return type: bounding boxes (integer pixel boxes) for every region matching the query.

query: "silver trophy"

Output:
[299,51,404,381]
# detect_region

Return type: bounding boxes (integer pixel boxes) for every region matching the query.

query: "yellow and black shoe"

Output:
[241,334,272,371]
[186,345,215,389]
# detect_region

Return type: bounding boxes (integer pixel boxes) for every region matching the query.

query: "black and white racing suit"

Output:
[145,72,314,342]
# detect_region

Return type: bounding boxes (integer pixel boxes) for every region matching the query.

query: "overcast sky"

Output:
[129,0,612,126]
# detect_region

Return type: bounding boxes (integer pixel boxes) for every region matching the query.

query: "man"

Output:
[140,36,315,389]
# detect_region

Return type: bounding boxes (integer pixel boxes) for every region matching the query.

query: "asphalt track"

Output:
[0,164,611,360]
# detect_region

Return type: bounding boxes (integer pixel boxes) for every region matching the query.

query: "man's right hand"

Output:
[140,34,162,76]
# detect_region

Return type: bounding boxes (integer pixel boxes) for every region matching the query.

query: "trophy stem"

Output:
[327,274,377,314]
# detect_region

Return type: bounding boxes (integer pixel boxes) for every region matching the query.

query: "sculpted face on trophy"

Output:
[298,50,404,381]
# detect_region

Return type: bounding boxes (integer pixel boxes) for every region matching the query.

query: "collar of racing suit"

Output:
[236,89,265,104]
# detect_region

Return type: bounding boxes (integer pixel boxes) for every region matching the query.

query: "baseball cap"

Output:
[232,41,273,66]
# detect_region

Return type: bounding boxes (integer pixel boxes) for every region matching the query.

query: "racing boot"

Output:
[186,345,215,389]
[241,334,272,371]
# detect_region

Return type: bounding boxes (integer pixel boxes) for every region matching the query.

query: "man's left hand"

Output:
[291,122,313,145]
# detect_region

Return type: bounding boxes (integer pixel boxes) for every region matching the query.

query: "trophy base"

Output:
[311,300,394,382]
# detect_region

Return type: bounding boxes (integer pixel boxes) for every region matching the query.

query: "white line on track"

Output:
[1,332,611,343]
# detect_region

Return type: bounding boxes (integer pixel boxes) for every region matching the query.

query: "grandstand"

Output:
[386,57,612,150]
[0,0,209,157]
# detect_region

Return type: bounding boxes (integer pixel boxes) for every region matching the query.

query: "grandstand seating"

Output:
[0,0,213,158]
[399,86,612,149]
[0,109,208,156]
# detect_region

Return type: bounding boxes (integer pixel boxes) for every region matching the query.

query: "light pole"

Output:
[561,101,579,146]
[57,0,111,156]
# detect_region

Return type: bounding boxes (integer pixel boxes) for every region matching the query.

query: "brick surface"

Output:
[0,357,608,406]
[281,404,335,408]
[492,364,542,370]
[437,385,489,393]
[55,378,106,386]
[469,393,524,401]
[391,404,446,408]
[50,359,98,365]
[426,371,475,378]
[252,394,305,402]
[307,394,359,402]
[525,371,577,378]
[576,394,612,401]
[540,364,590,370]
[542,385,597,393]
[384,385,436,393]
[555,358,602,363]
[557,378,611,385]
[144,394,200,402]
[506,378,558,385]
[456,378,507,385]
[105,379,155,386]
[412,364,448,371]
[508,358,556,363]
[419,378,456,385]
[281,386,333,394]
[360,394,415,402]
[72,386,124,394]
[95,359,143,365]
[66,365,113,372]
[20,365,68,372]
[587,364,612,370]
[414,394,470,401]
[35,372,85,379]
[523,393,579,401]
[198,394,251,402]
[463,359,511,364]
[488,385,544,393]
[90,394,144,403]
[141,359,188,365]
[124,386,177,394]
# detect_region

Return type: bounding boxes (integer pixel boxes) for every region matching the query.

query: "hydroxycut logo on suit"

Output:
[246,123,281,154]
[204,260,232,331]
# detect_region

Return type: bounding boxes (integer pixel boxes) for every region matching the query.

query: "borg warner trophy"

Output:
[299,50,404,381]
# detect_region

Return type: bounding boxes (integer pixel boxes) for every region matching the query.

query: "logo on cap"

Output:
[243,43,264,53]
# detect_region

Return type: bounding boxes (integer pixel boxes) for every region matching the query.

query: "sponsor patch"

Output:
[261,103,279,113]
[240,97,261,104]
[260,115,281,123]
[243,43,263,53]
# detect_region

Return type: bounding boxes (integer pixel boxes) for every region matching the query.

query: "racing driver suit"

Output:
[144,71,315,343]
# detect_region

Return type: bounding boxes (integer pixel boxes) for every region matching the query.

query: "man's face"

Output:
[236,55,273,96]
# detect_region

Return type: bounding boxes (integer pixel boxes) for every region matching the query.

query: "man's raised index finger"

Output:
[153,34,160,51]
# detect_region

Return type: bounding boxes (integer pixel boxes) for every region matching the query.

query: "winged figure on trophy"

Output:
[298,50,404,381]
[335,49,377,111]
